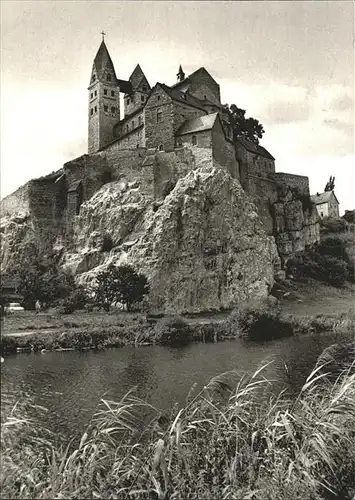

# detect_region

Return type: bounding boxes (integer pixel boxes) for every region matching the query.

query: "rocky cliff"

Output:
[60,165,280,314]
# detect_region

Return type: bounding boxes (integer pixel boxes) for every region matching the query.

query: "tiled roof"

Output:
[129,64,144,88]
[117,79,132,94]
[93,41,117,80]
[235,137,275,160]
[311,191,339,205]
[177,112,219,135]
[158,83,207,111]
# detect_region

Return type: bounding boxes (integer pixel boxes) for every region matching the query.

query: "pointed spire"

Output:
[177,65,185,82]
[91,39,117,82]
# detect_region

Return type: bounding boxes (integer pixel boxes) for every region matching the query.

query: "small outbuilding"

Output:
[310,191,339,218]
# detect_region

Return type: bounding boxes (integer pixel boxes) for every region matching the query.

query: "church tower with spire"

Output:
[88,36,121,153]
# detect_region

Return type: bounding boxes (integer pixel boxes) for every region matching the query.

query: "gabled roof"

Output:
[177,112,219,135]
[310,191,339,205]
[129,64,145,88]
[157,83,208,111]
[235,136,275,160]
[93,40,117,81]
[172,67,219,90]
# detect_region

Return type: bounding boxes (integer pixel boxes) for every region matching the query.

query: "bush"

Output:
[154,316,192,345]
[57,286,92,314]
[342,210,355,224]
[226,300,293,340]
[287,241,350,287]
[320,216,348,234]
[101,233,114,252]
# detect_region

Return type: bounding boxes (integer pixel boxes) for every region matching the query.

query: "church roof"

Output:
[129,64,145,88]
[158,83,207,111]
[311,191,339,205]
[93,40,117,80]
[177,112,219,135]
[235,137,275,160]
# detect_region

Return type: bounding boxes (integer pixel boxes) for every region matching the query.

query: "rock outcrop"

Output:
[62,165,280,314]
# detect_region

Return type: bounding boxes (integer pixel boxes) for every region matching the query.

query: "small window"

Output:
[320,212,324,218]
[92,74,96,81]
[104,89,107,95]
[90,108,93,116]
[94,90,97,96]
[107,74,111,81]
[142,85,147,91]
[157,95,161,101]
[181,114,184,121]
[126,125,129,133]
[192,135,197,146]
[94,106,97,113]
[138,116,142,125]
[141,95,145,102]
[132,120,135,129]
[157,109,162,123]
[204,95,207,100]
[104,105,108,112]
[90,92,93,99]
[111,90,115,97]
[158,144,164,151]
[127,98,130,105]
[111,106,116,113]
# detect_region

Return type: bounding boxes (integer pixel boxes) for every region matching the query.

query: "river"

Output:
[1,329,350,443]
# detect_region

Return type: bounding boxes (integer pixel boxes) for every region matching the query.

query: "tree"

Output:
[17,256,76,310]
[95,264,149,311]
[224,104,265,144]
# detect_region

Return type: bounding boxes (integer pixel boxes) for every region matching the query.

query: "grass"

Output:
[1,361,355,499]
[2,302,355,355]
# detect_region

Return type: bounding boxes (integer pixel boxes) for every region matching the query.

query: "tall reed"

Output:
[1,362,354,499]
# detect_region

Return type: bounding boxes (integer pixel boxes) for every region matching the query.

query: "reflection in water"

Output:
[1,331,349,442]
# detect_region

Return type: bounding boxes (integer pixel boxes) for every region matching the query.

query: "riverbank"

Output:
[1,360,354,499]
[1,279,354,355]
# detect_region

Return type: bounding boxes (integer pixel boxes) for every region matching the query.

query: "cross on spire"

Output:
[101,30,106,41]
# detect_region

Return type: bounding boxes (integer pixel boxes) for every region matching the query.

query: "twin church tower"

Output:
[87,36,151,153]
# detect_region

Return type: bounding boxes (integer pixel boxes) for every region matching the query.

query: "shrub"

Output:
[287,242,350,287]
[57,286,92,314]
[342,210,355,224]
[154,316,192,345]
[226,300,293,340]
[320,216,348,234]
[101,233,114,252]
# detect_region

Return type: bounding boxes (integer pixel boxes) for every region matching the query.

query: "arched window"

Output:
[192,135,197,146]
[158,144,164,151]
[157,109,163,123]
[107,74,111,81]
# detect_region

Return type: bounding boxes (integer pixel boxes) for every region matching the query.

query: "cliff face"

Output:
[62,165,280,314]
[272,187,320,264]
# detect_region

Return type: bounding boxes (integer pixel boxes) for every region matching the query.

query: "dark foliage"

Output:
[287,243,350,287]
[101,233,114,252]
[154,316,192,345]
[224,104,265,144]
[16,256,77,310]
[58,286,93,314]
[342,210,355,224]
[320,217,348,234]
[95,264,149,311]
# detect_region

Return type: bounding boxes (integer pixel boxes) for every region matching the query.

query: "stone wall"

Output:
[144,88,175,150]
[273,172,310,195]
[211,121,239,179]
[172,101,206,132]
[112,125,144,150]
[0,183,31,217]
[179,130,212,149]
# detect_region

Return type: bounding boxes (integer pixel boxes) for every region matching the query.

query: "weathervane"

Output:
[101,30,106,41]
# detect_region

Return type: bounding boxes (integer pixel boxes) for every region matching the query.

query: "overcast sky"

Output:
[1,1,354,213]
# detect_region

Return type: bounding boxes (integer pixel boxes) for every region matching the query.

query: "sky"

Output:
[1,1,354,213]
